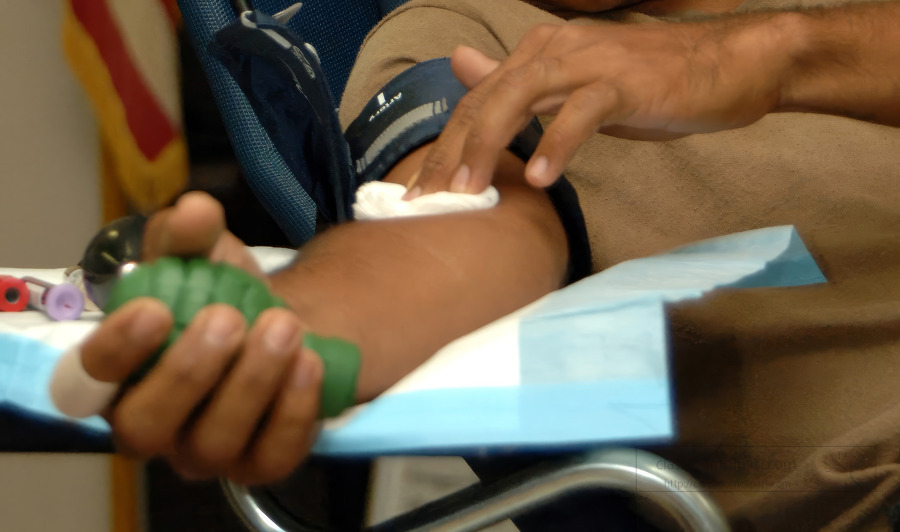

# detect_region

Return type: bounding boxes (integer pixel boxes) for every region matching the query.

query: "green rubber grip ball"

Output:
[103,257,360,418]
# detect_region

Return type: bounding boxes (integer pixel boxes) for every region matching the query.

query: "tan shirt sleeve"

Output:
[338,0,560,128]
[334,3,900,531]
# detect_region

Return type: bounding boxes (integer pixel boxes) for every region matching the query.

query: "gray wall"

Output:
[0,3,111,532]
[0,1,100,268]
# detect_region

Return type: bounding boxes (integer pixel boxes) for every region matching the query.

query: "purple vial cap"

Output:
[45,283,85,321]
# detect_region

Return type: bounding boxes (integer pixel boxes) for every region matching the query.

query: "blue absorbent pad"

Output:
[0,228,826,455]
[314,225,825,456]
[0,269,110,449]
[0,333,109,434]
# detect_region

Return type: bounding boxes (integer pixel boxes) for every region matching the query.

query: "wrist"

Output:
[699,11,802,119]
[770,10,822,113]
[722,10,812,114]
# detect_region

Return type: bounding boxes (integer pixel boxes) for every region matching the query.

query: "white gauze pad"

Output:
[352,181,499,220]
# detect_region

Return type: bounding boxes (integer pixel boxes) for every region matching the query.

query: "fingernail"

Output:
[264,316,300,355]
[291,351,321,389]
[526,155,548,185]
[402,186,422,201]
[450,165,470,193]
[406,169,421,189]
[203,309,240,347]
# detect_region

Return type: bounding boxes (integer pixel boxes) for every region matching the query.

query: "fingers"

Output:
[228,349,323,486]
[51,298,173,418]
[451,45,500,89]
[525,84,620,187]
[112,304,246,457]
[450,59,561,194]
[180,309,302,475]
[405,84,487,198]
[411,20,760,197]
[168,348,322,486]
[80,298,174,382]
[143,191,227,261]
[411,25,563,197]
[142,191,264,276]
[109,305,322,485]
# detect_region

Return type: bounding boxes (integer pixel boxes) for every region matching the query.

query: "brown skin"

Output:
[77,0,900,489]
[78,146,568,485]
[525,0,641,13]
[526,0,744,15]
[408,1,900,197]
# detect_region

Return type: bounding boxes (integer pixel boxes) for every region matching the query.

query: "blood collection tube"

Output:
[0,275,28,312]
[21,276,84,321]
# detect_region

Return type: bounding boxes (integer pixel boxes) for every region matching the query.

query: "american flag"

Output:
[62,0,187,217]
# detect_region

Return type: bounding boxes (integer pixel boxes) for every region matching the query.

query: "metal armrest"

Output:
[223,448,730,532]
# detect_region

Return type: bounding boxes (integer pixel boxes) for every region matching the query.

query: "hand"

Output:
[408,17,789,196]
[79,192,323,485]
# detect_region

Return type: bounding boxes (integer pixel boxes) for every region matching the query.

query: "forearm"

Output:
[270,148,569,401]
[774,1,900,124]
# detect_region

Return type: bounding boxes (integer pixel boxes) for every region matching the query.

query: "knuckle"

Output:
[455,90,487,125]
[81,301,171,381]
[282,398,319,429]
[545,123,573,148]
[537,56,565,81]
[525,23,558,42]
[165,353,209,388]
[560,91,606,127]
[498,64,535,91]
[555,24,581,43]
[496,60,552,96]
[577,83,612,105]
[587,84,624,121]
[113,412,166,457]
[420,150,454,179]
[256,307,298,335]
[187,431,242,470]
[470,121,512,153]
[203,303,246,332]
[464,126,489,150]
[80,344,122,381]
[250,453,301,485]
[238,358,277,392]
[567,97,594,118]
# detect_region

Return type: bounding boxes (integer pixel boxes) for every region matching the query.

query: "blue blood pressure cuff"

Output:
[345,58,592,283]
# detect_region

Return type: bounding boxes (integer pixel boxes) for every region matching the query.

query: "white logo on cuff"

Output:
[369,92,403,122]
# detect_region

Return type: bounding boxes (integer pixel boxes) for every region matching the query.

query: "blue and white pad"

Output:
[1,228,825,455]
[313,225,826,456]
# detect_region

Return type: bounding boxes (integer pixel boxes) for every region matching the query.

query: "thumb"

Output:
[143,191,227,261]
[451,45,500,89]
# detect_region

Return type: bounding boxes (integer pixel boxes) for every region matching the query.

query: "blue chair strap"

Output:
[177,1,381,244]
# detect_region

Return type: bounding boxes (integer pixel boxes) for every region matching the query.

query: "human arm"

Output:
[270,147,568,399]
[408,1,900,196]
[76,146,569,484]
[776,1,900,125]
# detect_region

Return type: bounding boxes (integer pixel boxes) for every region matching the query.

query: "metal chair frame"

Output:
[223,449,730,531]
